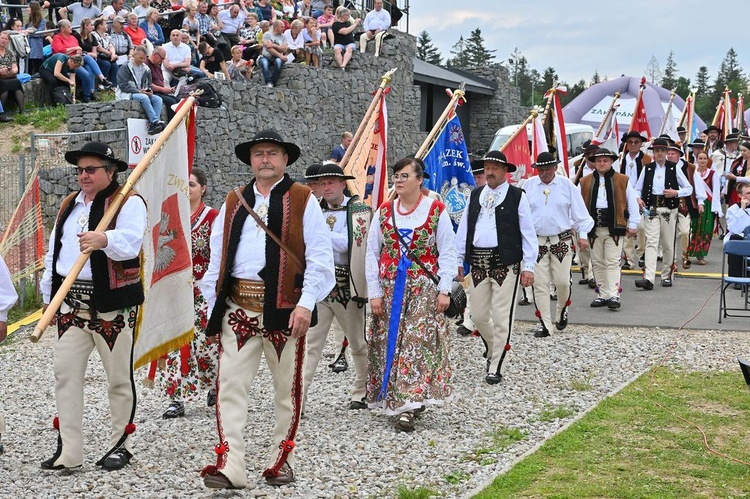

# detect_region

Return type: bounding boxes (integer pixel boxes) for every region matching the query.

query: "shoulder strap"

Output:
[233,186,305,271]
[389,201,440,287]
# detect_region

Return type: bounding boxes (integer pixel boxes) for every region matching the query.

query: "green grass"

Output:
[536,404,576,422]
[13,104,68,132]
[464,425,527,465]
[570,373,595,391]
[474,369,750,498]
[396,485,440,499]
[444,470,470,484]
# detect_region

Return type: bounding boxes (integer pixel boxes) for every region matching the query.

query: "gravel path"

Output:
[1,321,748,498]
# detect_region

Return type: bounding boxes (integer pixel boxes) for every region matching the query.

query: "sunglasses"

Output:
[76,166,106,175]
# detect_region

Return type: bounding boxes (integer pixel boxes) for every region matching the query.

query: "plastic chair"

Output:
[719,240,750,322]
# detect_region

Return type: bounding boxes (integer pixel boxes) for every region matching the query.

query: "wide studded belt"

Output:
[334,265,350,287]
[64,279,94,311]
[470,247,502,270]
[595,209,611,227]
[230,278,265,313]
[654,195,668,208]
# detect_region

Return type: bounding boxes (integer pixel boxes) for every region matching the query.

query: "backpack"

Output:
[194,79,222,108]
[52,86,73,105]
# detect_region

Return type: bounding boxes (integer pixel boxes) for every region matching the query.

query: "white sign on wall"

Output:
[127,118,161,168]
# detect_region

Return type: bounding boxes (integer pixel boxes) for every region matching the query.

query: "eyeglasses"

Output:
[76,165,106,175]
[391,173,418,183]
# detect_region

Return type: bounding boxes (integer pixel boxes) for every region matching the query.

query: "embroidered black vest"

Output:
[51,181,144,313]
[640,161,679,209]
[466,184,523,265]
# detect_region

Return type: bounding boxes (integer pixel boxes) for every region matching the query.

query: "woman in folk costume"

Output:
[687,152,722,265]
[153,168,220,418]
[365,157,456,432]
[725,141,750,207]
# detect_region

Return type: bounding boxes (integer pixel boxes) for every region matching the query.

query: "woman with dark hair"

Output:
[0,31,24,113]
[688,151,722,265]
[154,167,220,418]
[725,141,750,207]
[364,157,456,433]
[25,1,47,75]
[92,18,119,84]
[141,8,166,46]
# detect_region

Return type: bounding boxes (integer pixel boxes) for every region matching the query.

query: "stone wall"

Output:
[41,31,524,218]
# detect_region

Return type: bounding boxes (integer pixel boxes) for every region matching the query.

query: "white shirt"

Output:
[524,174,594,237]
[283,28,305,50]
[726,203,750,240]
[587,171,642,230]
[455,182,538,273]
[365,196,456,299]
[362,8,391,32]
[201,179,335,313]
[698,168,722,214]
[677,160,707,205]
[163,41,191,66]
[635,162,693,199]
[0,256,18,323]
[623,153,640,188]
[101,5,129,19]
[218,9,246,35]
[322,197,350,266]
[40,191,147,303]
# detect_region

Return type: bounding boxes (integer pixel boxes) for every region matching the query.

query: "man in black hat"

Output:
[201,130,334,489]
[304,163,323,200]
[455,150,537,384]
[525,152,593,336]
[579,148,640,308]
[303,163,372,410]
[677,126,687,153]
[39,141,146,472]
[713,133,741,236]
[572,142,599,286]
[634,138,693,289]
[619,131,651,270]
[667,144,706,269]
[704,125,723,154]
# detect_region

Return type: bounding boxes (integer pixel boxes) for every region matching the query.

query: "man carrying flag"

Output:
[619,131,650,269]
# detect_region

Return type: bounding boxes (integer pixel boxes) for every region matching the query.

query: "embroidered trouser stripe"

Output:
[532,237,573,332]
[591,227,623,299]
[471,268,520,375]
[304,300,367,409]
[643,208,677,282]
[52,303,135,468]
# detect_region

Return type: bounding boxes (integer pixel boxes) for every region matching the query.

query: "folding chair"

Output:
[719,240,750,323]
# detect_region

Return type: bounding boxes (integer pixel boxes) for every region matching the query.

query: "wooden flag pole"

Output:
[499,110,536,152]
[339,68,397,173]
[677,94,690,130]
[30,97,197,344]
[414,83,467,160]
[594,91,621,138]
[540,87,555,127]
[657,89,677,137]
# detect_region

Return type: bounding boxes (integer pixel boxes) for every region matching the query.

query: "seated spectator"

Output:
[0,31,24,114]
[132,0,151,20]
[311,0,327,18]
[58,0,101,27]
[52,19,109,100]
[198,41,230,80]
[218,4,245,51]
[162,29,192,85]
[315,4,335,47]
[725,182,750,277]
[256,0,276,23]
[5,17,22,32]
[140,8,166,46]
[297,0,313,18]
[39,53,83,102]
[116,45,165,135]
[74,18,113,88]
[259,19,288,88]
[302,16,322,68]
[196,1,212,39]
[226,44,252,81]
[0,100,12,122]
[24,1,47,75]
[92,17,119,84]
[145,46,178,120]
[6,19,31,74]
[332,7,358,71]
[180,30,204,77]
[125,12,148,48]
[101,0,129,21]
[284,19,305,62]
[109,16,134,66]
[279,0,298,24]
[359,0,390,57]
[329,131,352,163]
[241,0,264,24]
[182,3,201,46]
[239,12,262,61]
[153,0,180,35]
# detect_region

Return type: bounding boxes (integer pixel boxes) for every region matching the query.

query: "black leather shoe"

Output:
[555,309,568,331]
[534,327,550,338]
[41,457,64,470]
[661,278,672,287]
[578,275,589,285]
[330,356,348,373]
[635,279,654,290]
[485,373,503,385]
[204,472,240,489]
[207,389,216,407]
[587,278,597,289]
[456,324,473,336]
[265,463,295,486]
[590,298,607,307]
[101,448,132,471]
[162,401,185,419]
[348,399,368,410]
[517,296,530,306]
[607,297,621,309]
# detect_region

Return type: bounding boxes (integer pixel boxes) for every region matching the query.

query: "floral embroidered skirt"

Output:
[366,275,453,416]
[156,286,219,402]
[687,200,715,258]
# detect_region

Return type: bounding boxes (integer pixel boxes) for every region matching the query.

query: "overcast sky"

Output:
[404,0,749,88]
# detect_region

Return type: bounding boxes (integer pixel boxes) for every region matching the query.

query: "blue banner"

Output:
[423,115,475,228]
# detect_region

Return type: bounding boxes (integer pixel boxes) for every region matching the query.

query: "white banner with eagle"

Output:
[133,113,194,369]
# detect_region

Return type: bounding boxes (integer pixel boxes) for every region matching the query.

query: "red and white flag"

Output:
[500,125,532,185]
[531,112,548,177]
[344,90,389,209]
[133,103,196,369]
[630,91,652,139]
